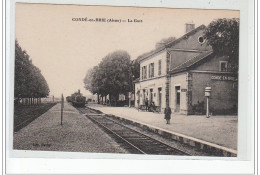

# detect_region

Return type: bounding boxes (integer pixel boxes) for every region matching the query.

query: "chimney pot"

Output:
[185,23,195,33]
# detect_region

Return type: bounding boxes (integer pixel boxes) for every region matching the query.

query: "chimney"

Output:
[78,89,80,94]
[185,22,195,33]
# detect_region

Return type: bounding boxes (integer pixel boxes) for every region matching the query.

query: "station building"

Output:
[135,24,238,115]
[134,46,168,111]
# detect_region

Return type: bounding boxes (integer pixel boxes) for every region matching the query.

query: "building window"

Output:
[148,64,151,78]
[158,60,162,75]
[141,66,147,80]
[141,67,142,80]
[148,63,154,78]
[150,63,154,78]
[141,67,143,80]
[143,66,147,79]
[198,36,205,44]
[219,61,228,72]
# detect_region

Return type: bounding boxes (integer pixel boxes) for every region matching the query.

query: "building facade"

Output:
[169,52,238,115]
[135,24,238,115]
[135,49,168,111]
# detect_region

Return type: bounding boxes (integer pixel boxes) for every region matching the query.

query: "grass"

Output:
[14,103,57,132]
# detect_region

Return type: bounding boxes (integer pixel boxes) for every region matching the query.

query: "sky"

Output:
[15,3,239,98]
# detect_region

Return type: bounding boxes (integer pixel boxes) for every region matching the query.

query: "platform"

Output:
[87,104,238,156]
[13,102,128,153]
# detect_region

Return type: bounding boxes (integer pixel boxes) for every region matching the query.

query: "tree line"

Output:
[84,50,140,105]
[15,40,50,105]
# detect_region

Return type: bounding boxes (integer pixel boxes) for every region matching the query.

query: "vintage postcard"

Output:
[5,0,257,173]
[12,3,240,158]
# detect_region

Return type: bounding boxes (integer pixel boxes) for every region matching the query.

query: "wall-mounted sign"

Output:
[181,89,187,92]
[211,75,237,81]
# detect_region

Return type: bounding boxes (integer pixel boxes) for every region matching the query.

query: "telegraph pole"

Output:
[61,94,64,125]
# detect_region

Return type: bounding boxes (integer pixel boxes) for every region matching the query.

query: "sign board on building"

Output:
[211,75,237,81]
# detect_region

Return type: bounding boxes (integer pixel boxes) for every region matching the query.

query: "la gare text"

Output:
[72,18,143,23]
[127,19,143,23]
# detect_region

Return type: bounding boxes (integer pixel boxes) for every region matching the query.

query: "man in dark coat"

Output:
[164,105,172,124]
[149,101,155,112]
[145,98,149,111]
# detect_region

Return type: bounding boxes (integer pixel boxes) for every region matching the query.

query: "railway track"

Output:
[76,107,191,156]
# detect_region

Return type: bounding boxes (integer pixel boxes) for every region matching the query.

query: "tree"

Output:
[204,18,239,72]
[129,59,140,93]
[84,50,132,105]
[84,67,95,94]
[15,39,50,105]
[84,66,102,103]
[98,50,131,105]
[131,59,140,81]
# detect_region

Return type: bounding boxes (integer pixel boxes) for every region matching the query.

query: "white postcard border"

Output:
[5,0,255,174]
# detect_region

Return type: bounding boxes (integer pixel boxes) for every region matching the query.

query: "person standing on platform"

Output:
[137,99,140,111]
[145,98,149,111]
[164,105,172,124]
[149,101,155,112]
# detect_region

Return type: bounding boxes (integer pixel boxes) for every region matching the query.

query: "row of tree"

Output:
[84,50,140,105]
[15,40,50,105]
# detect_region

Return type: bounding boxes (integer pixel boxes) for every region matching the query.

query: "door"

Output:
[137,91,140,106]
[150,89,153,103]
[142,89,146,105]
[175,86,180,112]
[158,88,162,111]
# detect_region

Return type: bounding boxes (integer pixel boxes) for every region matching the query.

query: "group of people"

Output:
[139,98,172,124]
[144,98,155,112]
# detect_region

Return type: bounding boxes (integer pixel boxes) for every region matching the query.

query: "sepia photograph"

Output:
[12,3,240,158]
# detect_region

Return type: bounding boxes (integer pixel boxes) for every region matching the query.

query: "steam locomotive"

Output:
[67,90,86,107]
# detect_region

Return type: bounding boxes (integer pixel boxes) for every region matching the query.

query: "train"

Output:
[66,90,86,107]
[66,96,72,102]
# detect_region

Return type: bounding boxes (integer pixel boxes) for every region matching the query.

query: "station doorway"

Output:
[142,89,146,105]
[175,86,180,112]
[150,89,153,103]
[136,90,140,106]
[158,88,162,109]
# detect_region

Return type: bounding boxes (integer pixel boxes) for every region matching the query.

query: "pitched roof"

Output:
[165,25,206,48]
[170,50,214,74]
[137,24,206,63]
[136,46,165,63]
